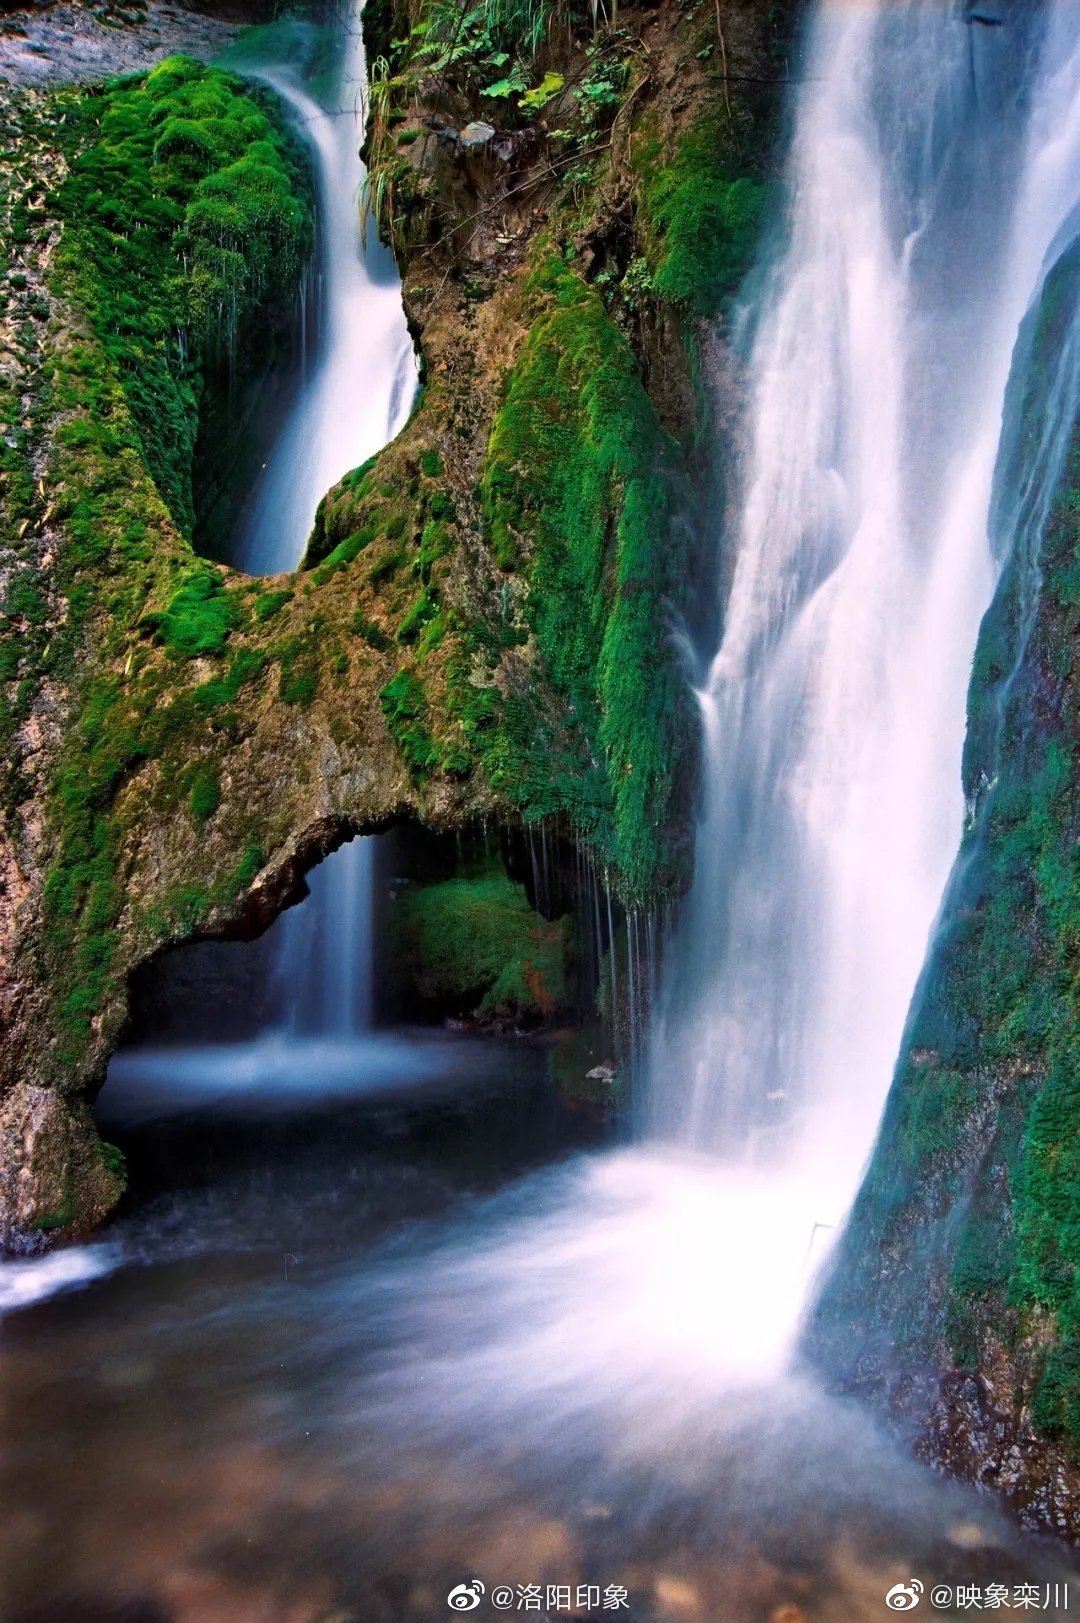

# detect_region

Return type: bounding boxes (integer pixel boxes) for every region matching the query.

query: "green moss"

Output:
[32,1205,77,1233]
[254,588,292,621]
[32,64,312,1068]
[387,867,570,1020]
[99,1139,126,1182]
[351,609,391,650]
[42,675,145,1062]
[55,56,314,535]
[894,1065,979,1165]
[478,253,693,901]
[417,609,448,657]
[188,763,221,823]
[639,118,767,317]
[0,116,62,811]
[3,575,49,626]
[397,584,439,645]
[277,632,321,706]
[156,838,264,935]
[192,645,268,712]
[367,544,409,587]
[154,569,241,658]
[314,527,379,580]
[234,842,264,888]
[379,668,438,774]
[419,519,452,580]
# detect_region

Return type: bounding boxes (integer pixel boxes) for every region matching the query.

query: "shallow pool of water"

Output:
[0,1038,1074,1623]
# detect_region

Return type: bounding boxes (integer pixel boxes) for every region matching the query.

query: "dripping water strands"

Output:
[557,837,666,1104]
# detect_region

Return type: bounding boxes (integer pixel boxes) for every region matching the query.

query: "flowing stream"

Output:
[2,2,1080,1618]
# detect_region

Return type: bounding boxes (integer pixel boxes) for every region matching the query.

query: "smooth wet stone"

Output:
[460,120,495,149]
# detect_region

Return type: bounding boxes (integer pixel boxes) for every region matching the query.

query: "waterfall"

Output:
[649,0,1080,1269]
[229,0,418,575]
[273,837,375,1038]
[104,830,464,1110]
[84,6,1080,1510]
[217,3,418,1045]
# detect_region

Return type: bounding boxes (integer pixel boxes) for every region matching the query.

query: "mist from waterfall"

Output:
[229,0,417,574]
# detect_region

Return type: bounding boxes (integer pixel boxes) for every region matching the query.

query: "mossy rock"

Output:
[384,869,572,1024]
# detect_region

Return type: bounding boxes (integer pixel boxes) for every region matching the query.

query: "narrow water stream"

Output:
[225,1,417,574]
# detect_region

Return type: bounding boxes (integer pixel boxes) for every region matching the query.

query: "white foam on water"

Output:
[0,1247,118,1317]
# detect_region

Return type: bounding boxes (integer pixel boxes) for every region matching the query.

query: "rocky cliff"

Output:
[0,0,789,1247]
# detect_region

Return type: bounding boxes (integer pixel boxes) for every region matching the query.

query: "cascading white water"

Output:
[646,0,1080,1331]
[132,0,1080,1405]
[231,1,417,574]
[274,836,375,1037]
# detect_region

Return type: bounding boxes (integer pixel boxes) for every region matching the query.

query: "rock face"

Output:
[0,1083,122,1251]
[807,254,1080,1539]
[0,1,789,1246]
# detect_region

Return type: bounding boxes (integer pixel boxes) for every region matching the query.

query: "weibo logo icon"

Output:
[447,1580,485,1612]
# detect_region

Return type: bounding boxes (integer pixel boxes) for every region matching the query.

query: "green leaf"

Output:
[482,68,527,98]
[520,71,564,110]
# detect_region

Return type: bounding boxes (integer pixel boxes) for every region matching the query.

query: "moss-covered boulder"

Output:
[384,868,572,1024]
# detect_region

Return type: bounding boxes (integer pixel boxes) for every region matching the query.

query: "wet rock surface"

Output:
[0,0,241,84]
